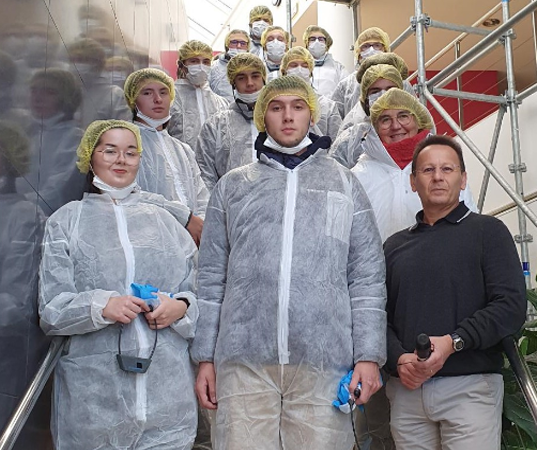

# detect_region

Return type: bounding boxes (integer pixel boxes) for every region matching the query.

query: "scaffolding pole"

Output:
[412,0,536,286]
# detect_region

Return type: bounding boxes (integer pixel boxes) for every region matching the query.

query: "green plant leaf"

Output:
[503,391,537,442]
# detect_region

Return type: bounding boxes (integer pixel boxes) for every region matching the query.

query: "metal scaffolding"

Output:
[391,0,537,288]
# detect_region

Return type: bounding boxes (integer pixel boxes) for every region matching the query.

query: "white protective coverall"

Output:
[311,54,349,98]
[195,102,258,192]
[312,95,342,142]
[191,149,387,450]
[209,54,234,102]
[39,190,199,450]
[350,128,477,242]
[330,71,359,119]
[136,122,209,219]
[168,79,229,151]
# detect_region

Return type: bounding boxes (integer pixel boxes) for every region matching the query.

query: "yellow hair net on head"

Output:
[302,25,333,50]
[360,64,404,103]
[224,29,250,51]
[105,56,135,74]
[249,5,273,25]
[123,68,175,112]
[177,40,213,62]
[227,53,267,85]
[370,88,433,131]
[0,121,30,177]
[356,52,409,83]
[76,120,143,174]
[253,76,320,132]
[260,26,290,49]
[355,27,391,57]
[280,46,314,75]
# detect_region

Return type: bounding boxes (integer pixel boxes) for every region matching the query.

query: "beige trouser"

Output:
[386,374,503,450]
[213,362,356,450]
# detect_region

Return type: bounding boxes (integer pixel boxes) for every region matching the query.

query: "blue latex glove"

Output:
[332,370,364,414]
[131,283,160,311]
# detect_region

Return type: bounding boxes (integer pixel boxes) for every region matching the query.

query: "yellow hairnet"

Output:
[177,40,213,62]
[260,26,290,49]
[355,27,391,57]
[30,69,82,118]
[249,5,273,25]
[356,52,409,83]
[280,46,314,76]
[123,68,175,112]
[227,53,267,85]
[224,29,250,51]
[68,38,106,69]
[76,120,143,174]
[302,25,333,50]
[359,64,404,103]
[0,121,30,176]
[253,76,320,132]
[370,89,433,131]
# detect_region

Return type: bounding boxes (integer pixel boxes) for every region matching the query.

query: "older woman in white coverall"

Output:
[39,120,199,450]
[168,40,229,150]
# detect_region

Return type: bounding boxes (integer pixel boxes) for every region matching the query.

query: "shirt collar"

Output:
[410,201,470,231]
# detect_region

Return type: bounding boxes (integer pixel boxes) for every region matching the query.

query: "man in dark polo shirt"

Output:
[383,134,526,450]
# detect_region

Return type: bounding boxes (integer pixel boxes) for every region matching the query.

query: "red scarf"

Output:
[383,129,431,169]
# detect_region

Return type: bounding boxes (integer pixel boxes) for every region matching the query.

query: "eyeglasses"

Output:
[360,42,384,51]
[414,165,461,176]
[377,112,414,130]
[96,148,140,165]
[229,39,249,48]
[308,36,327,43]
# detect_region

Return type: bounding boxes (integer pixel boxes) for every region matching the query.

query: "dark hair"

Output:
[412,134,466,174]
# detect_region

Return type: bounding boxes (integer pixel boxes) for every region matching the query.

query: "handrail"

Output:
[0,337,66,450]
[503,336,537,425]
[486,191,537,218]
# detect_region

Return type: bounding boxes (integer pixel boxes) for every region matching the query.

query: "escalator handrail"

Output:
[0,336,66,450]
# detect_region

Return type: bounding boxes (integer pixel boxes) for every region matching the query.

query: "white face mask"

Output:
[251,21,269,39]
[92,173,138,200]
[264,132,312,155]
[227,48,247,58]
[235,89,261,105]
[135,107,171,129]
[368,89,387,107]
[266,40,286,62]
[308,40,327,60]
[286,67,311,82]
[186,64,211,86]
[74,63,97,80]
[360,47,383,60]
[107,71,127,86]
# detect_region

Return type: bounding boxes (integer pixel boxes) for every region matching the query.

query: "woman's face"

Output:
[376,109,419,144]
[90,128,140,188]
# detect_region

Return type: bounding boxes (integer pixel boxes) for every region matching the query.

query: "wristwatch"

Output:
[450,333,464,352]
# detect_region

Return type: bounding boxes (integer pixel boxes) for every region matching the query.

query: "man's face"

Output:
[266,30,286,44]
[410,144,467,212]
[376,109,419,144]
[264,95,313,148]
[367,78,398,96]
[135,82,171,120]
[184,56,211,67]
[287,60,310,70]
[234,70,264,94]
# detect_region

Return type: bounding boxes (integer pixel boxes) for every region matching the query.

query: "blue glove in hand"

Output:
[332,370,364,414]
[131,283,160,311]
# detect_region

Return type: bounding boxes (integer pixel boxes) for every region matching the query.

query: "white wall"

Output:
[457,92,537,281]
